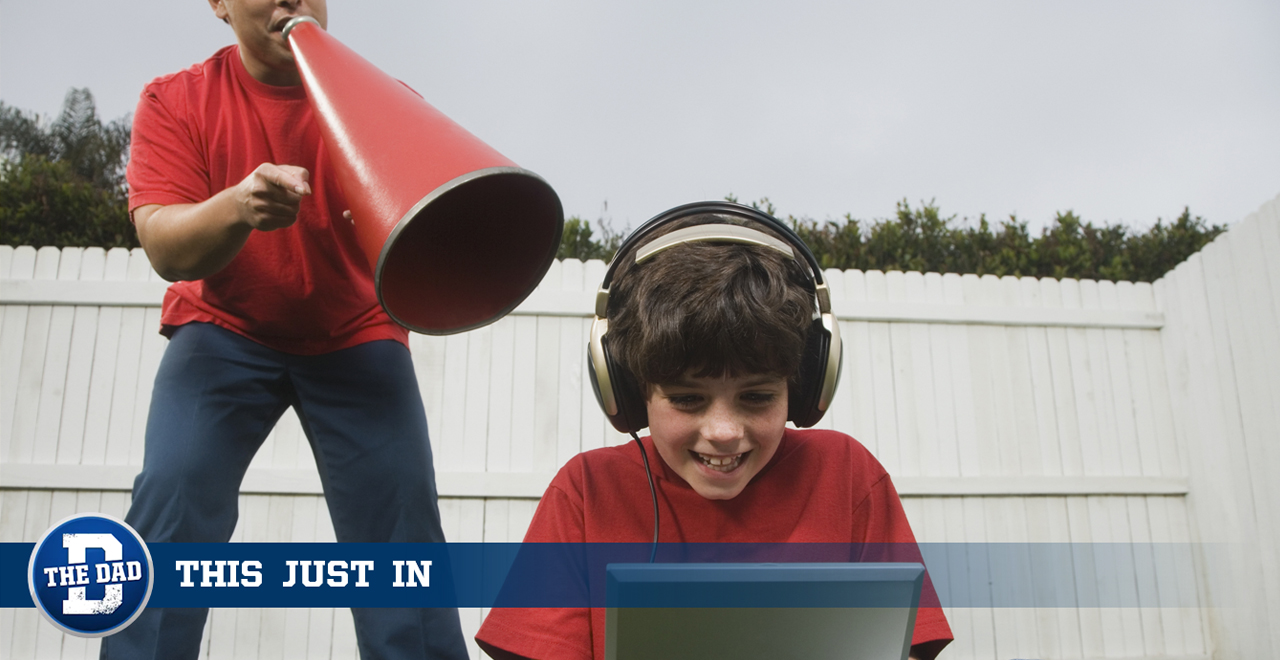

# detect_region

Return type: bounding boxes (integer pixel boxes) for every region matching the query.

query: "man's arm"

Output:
[135,163,312,281]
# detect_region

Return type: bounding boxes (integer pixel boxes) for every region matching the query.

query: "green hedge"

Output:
[557,198,1226,283]
[1,155,136,249]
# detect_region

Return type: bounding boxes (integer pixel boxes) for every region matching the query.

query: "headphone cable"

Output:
[631,432,659,563]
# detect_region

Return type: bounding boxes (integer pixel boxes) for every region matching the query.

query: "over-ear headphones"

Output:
[587,201,842,434]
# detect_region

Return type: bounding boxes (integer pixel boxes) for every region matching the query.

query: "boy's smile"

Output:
[646,373,789,500]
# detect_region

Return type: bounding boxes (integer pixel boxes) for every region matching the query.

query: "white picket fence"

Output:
[2,192,1277,659]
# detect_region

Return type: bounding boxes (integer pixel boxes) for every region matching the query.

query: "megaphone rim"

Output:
[374,165,563,336]
[282,15,322,42]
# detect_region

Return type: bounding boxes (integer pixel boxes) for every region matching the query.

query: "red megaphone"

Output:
[283,16,563,334]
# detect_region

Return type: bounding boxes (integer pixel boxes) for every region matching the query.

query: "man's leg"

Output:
[290,339,468,660]
[101,323,291,660]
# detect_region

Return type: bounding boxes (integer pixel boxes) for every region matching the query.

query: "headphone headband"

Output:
[636,224,794,264]
[600,201,828,294]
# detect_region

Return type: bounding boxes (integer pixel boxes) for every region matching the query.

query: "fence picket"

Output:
[1099,281,1144,478]
[1165,495,1209,654]
[412,333,448,447]
[924,273,960,478]
[886,271,922,476]
[1215,220,1280,652]
[532,316,560,473]
[80,248,130,466]
[508,315,539,471]
[55,249,105,468]
[10,491,54,658]
[1040,279,1085,481]
[32,249,82,465]
[0,492,23,659]
[1022,277,1064,477]
[437,332,470,472]
[1198,233,1275,654]
[555,314,585,465]
[102,250,152,466]
[9,247,61,465]
[1000,277,1042,478]
[463,324,493,473]
[943,275,981,479]
[1126,497,1168,656]
[905,273,938,478]
[1137,284,1183,479]
[963,275,1001,477]
[840,269,876,453]
[484,316,516,471]
[864,271,899,472]
[935,497,972,658]
[961,497,999,659]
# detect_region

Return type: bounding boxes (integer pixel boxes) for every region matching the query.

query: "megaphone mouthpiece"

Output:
[281,15,320,41]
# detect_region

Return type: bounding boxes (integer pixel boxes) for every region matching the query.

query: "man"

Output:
[100,1,468,657]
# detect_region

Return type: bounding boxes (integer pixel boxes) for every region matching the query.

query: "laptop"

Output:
[605,563,924,660]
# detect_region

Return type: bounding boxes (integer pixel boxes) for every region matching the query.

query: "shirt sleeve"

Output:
[126,83,212,212]
[853,473,954,658]
[476,478,595,660]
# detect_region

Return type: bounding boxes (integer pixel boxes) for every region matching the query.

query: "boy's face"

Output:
[646,373,789,500]
[210,0,328,85]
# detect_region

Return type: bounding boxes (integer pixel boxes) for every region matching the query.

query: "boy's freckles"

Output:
[646,374,789,500]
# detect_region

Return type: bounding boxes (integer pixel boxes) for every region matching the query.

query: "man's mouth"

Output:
[693,451,747,473]
[272,16,298,33]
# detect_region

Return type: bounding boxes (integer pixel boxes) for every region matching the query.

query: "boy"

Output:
[476,202,952,660]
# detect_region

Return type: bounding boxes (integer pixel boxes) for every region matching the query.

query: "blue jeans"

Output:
[100,322,467,660]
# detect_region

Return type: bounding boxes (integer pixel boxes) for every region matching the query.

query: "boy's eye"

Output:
[741,392,778,405]
[666,394,704,408]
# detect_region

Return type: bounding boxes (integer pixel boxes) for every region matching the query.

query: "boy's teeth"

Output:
[697,453,743,470]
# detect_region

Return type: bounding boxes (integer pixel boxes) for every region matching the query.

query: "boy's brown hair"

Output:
[606,214,817,389]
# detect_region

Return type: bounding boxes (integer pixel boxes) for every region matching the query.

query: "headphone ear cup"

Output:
[601,335,649,433]
[789,317,831,428]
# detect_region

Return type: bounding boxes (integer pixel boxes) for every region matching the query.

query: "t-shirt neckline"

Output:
[228,45,309,102]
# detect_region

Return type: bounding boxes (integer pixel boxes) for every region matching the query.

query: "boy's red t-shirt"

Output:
[476,428,953,660]
[127,45,406,354]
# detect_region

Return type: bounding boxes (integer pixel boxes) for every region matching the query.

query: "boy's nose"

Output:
[701,405,744,444]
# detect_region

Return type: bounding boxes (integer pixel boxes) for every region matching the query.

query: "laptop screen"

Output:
[605,563,924,660]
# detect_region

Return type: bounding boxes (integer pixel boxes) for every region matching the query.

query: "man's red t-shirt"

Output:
[127,45,406,354]
[476,428,954,660]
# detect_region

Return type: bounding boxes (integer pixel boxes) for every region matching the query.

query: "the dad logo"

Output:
[27,513,153,637]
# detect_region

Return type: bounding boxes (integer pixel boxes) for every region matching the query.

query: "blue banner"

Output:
[3,542,1207,609]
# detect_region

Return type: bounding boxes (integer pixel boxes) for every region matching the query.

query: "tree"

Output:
[555,215,624,261]
[1,88,136,248]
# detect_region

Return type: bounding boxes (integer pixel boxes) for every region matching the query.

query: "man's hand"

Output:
[233,164,312,231]
[135,162,314,281]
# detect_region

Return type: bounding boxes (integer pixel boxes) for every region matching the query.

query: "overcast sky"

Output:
[3,0,1277,233]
